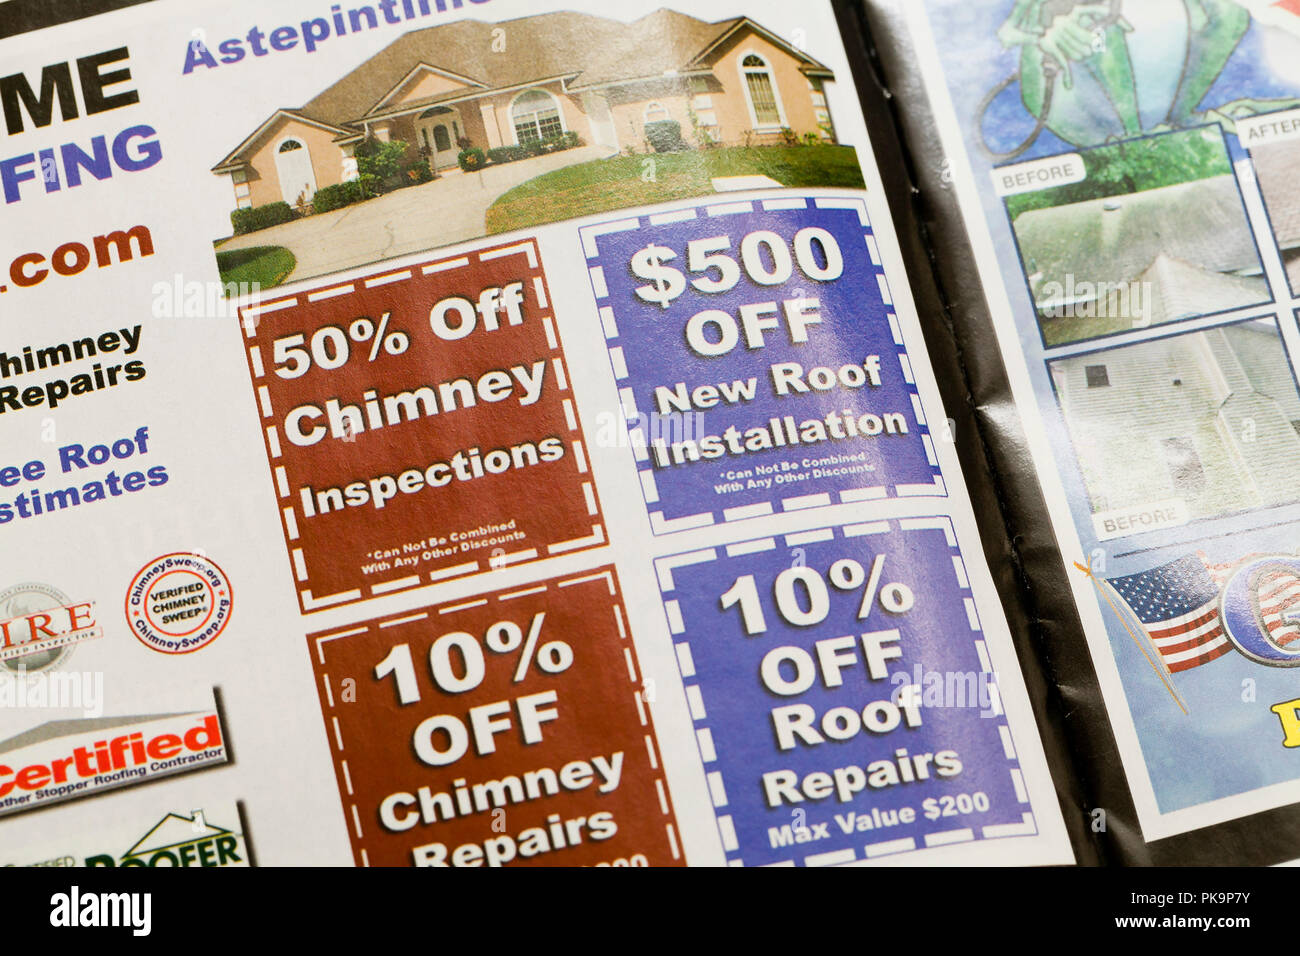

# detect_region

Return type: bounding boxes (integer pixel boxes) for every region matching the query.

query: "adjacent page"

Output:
[902,0,1300,846]
[0,0,1071,865]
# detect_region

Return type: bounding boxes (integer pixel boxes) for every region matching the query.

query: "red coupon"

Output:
[308,567,684,867]
[237,239,604,612]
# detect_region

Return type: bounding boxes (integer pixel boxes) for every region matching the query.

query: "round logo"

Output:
[125,553,232,655]
[1220,556,1300,668]
[0,582,74,674]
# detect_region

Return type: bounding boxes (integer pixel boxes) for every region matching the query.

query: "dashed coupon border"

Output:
[311,567,682,867]
[654,517,1035,867]
[237,240,605,612]
[580,196,946,536]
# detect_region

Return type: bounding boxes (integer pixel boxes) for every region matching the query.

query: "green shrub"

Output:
[487,144,532,165]
[533,130,582,154]
[488,132,583,164]
[355,137,411,188]
[312,179,373,213]
[402,161,433,185]
[230,201,295,235]
[644,120,687,153]
[458,146,487,171]
[310,184,345,214]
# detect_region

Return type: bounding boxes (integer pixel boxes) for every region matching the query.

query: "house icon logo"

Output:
[85,810,248,867]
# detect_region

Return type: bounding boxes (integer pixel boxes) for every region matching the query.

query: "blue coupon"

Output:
[655,518,1035,866]
[580,197,944,535]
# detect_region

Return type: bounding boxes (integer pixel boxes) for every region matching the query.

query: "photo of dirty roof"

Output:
[1005,128,1271,347]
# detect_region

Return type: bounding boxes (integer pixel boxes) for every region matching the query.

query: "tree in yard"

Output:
[354,136,412,193]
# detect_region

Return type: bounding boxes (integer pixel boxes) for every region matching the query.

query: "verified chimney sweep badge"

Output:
[125,553,232,654]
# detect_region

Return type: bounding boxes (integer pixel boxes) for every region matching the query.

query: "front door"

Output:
[419,118,460,170]
[275,138,317,205]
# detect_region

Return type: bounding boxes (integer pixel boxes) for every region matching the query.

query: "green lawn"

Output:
[485,145,865,234]
[216,245,297,290]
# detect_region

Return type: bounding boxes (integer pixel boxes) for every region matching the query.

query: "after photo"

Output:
[1248,136,1300,295]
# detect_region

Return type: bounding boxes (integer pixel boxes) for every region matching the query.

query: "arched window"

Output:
[511,89,563,145]
[644,102,670,123]
[740,53,783,127]
[279,139,304,152]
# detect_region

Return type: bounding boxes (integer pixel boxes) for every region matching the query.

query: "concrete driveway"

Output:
[217,145,613,283]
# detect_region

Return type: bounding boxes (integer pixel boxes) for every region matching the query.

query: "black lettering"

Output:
[76,48,138,115]
[0,61,76,135]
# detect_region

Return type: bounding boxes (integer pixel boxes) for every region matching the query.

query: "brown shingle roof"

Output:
[216,9,832,169]
[297,9,751,129]
[572,9,742,87]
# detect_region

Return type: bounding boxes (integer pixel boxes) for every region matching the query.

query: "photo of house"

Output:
[1249,139,1300,293]
[210,8,864,289]
[1049,319,1300,525]
[1005,128,1269,347]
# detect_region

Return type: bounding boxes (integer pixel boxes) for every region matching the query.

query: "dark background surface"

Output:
[0,0,153,39]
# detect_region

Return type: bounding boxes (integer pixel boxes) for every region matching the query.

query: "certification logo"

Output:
[86,809,249,868]
[3,801,248,867]
[125,553,232,655]
[0,583,101,674]
[0,692,229,818]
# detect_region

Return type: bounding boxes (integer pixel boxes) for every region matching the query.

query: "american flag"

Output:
[1106,553,1236,672]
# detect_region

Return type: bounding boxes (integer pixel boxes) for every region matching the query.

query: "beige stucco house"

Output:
[212,9,839,210]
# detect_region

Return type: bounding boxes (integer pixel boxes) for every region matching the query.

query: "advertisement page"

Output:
[0,0,1070,866]
[909,0,1300,840]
